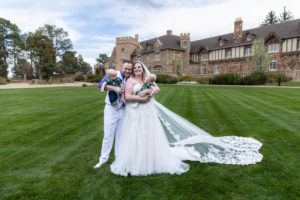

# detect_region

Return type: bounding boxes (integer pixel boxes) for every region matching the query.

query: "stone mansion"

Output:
[97,18,300,80]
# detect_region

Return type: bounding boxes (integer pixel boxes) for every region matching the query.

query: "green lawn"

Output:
[0,85,300,200]
[266,81,300,86]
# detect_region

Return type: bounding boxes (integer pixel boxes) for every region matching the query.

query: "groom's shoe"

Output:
[94,160,106,169]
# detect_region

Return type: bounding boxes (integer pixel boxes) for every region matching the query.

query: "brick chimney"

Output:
[234,17,243,42]
[166,30,172,35]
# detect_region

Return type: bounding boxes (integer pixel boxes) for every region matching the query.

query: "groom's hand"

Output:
[105,85,118,93]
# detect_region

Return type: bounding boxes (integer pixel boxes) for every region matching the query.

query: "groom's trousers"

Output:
[99,104,125,162]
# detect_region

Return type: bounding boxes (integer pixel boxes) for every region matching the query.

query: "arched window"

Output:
[121,48,125,55]
[153,65,163,73]
[269,58,277,71]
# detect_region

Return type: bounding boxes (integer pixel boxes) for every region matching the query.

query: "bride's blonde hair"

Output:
[132,61,145,80]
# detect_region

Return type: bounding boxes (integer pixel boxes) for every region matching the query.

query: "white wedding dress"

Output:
[110,83,190,176]
[111,62,263,177]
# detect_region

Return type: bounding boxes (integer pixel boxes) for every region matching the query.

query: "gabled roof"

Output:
[190,18,300,53]
[131,34,185,56]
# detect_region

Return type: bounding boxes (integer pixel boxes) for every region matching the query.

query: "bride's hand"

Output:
[141,95,151,102]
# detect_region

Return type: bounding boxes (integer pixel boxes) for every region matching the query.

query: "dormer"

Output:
[245,32,256,41]
[154,38,162,50]
[218,37,227,46]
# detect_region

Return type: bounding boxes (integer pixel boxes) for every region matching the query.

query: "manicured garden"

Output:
[0,85,299,199]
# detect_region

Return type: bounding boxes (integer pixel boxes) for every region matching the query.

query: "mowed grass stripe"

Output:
[216,88,300,135]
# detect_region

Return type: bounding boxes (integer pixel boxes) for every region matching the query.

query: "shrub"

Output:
[209,71,268,85]
[267,73,289,83]
[209,73,242,85]
[0,78,7,85]
[75,75,84,81]
[87,74,103,83]
[241,71,267,85]
[156,74,178,84]
[82,83,87,87]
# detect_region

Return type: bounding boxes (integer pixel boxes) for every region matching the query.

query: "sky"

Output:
[1,0,299,77]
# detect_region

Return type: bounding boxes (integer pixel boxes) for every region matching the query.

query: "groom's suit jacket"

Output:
[98,70,127,106]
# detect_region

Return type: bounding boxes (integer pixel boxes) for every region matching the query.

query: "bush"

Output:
[156,74,178,84]
[0,78,7,85]
[209,71,268,85]
[82,83,87,87]
[267,73,289,83]
[209,73,242,85]
[241,71,268,85]
[75,75,84,81]
[87,74,103,83]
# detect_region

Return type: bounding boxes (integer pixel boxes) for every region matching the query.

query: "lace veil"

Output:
[139,61,263,165]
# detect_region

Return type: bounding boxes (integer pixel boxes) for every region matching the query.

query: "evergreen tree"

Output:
[279,6,294,22]
[261,11,279,26]
[12,58,33,79]
[0,18,21,78]
[77,55,91,73]
[96,53,107,66]
[58,51,78,74]
[27,31,56,80]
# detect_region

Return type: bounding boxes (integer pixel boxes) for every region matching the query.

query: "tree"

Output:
[58,51,78,74]
[173,53,183,77]
[77,55,91,73]
[250,37,270,71]
[27,31,56,80]
[261,11,279,26]
[0,18,21,78]
[12,58,33,79]
[96,53,107,66]
[280,6,294,22]
[38,24,72,60]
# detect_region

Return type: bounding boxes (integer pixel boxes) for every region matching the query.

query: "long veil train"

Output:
[140,61,263,165]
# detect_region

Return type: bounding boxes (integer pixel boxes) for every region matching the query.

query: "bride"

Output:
[110,62,263,176]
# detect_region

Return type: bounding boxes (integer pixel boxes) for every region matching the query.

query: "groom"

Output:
[94,60,133,168]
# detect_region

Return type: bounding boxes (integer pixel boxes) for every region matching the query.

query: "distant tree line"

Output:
[0,18,91,80]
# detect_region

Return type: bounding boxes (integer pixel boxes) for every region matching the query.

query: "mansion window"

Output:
[298,39,300,50]
[214,64,219,74]
[246,34,252,41]
[226,49,232,58]
[191,54,199,63]
[268,43,280,53]
[219,40,224,46]
[147,55,150,60]
[121,48,125,55]
[137,56,141,61]
[245,47,251,56]
[155,53,160,61]
[153,66,162,73]
[202,65,207,74]
[111,61,115,67]
[269,58,277,71]
[183,41,187,49]
[201,54,208,61]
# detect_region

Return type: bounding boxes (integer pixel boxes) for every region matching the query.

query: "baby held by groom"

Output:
[101,69,124,111]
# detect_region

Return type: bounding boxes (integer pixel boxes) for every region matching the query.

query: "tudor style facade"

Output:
[97,18,300,81]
